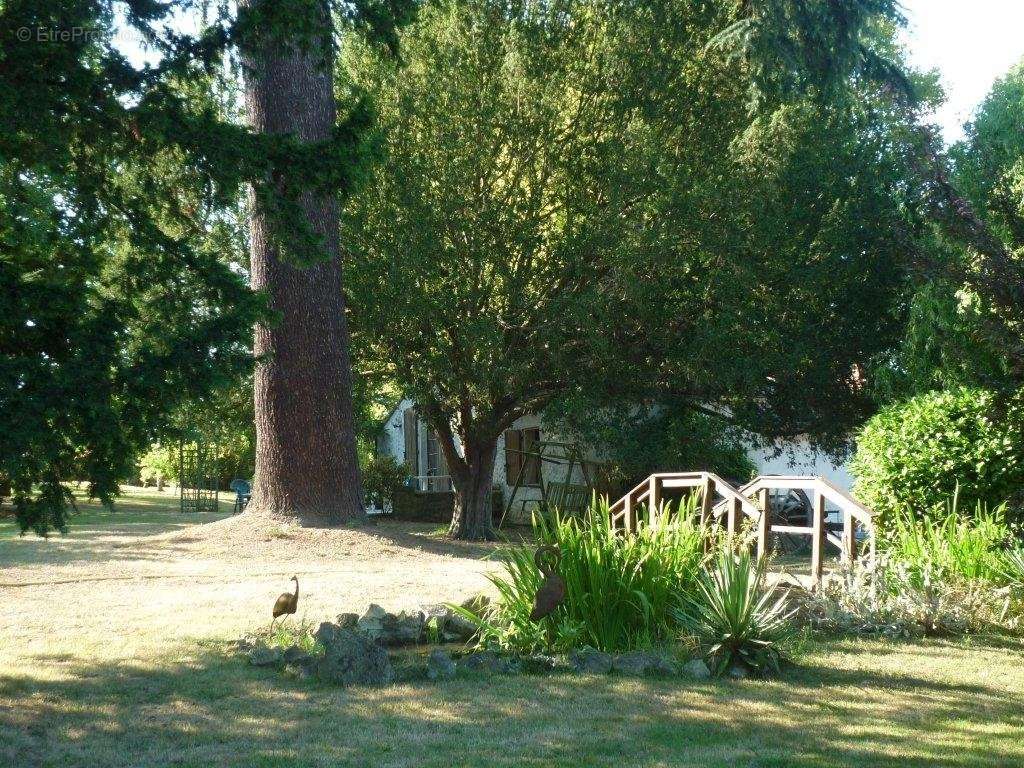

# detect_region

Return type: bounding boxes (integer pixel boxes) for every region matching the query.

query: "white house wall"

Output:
[377,401,855,516]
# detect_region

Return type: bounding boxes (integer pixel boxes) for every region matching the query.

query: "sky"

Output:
[115,1,1024,146]
[899,0,1024,143]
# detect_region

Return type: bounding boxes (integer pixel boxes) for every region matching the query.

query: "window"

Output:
[505,427,541,487]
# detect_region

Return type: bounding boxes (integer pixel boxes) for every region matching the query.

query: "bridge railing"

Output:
[609,473,875,588]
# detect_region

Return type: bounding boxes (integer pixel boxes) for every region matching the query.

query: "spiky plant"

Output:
[452,496,710,653]
[676,549,796,676]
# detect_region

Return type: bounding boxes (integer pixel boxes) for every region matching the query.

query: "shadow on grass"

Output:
[2,637,1023,768]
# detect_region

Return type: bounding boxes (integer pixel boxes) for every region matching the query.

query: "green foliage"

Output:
[806,496,1023,637]
[138,446,177,488]
[852,388,1024,526]
[882,497,1014,587]
[676,549,796,675]
[249,618,322,656]
[360,453,406,510]
[803,555,1020,638]
[342,0,916,537]
[455,498,708,653]
[953,58,1024,252]
[547,403,756,490]
[1000,549,1024,589]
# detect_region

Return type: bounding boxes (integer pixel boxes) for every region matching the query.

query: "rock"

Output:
[443,611,479,642]
[681,659,712,680]
[459,651,504,673]
[570,648,613,675]
[335,613,359,629]
[458,651,520,674]
[249,645,283,667]
[427,649,456,680]
[357,604,424,646]
[519,654,563,673]
[282,645,311,665]
[420,603,449,625]
[315,627,393,686]
[613,651,658,677]
[645,654,679,677]
[727,663,749,680]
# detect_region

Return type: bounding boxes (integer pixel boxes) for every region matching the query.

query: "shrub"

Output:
[455,498,708,653]
[361,454,407,511]
[1000,548,1024,588]
[851,387,1024,526]
[676,549,797,675]
[801,555,1019,637]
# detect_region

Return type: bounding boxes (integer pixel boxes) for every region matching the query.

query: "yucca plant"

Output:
[453,496,710,653]
[676,549,796,676]
[1000,548,1024,589]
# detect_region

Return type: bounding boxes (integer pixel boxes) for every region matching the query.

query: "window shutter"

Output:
[403,409,418,474]
[504,429,522,484]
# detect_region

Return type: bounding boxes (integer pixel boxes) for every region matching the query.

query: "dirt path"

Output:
[0,513,504,666]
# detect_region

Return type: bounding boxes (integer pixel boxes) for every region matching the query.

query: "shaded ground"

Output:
[2,489,1022,767]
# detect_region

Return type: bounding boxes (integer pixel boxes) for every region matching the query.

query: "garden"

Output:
[4,0,1024,766]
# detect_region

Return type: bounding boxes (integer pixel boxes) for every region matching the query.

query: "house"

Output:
[375,398,853,524]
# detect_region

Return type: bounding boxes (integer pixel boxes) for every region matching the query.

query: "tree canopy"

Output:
[341,0,918,538]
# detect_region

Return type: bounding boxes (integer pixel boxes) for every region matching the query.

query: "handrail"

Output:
[610,472,875,589]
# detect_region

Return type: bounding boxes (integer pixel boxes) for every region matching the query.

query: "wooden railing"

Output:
[610,473,875,588]
[608,472,761,535]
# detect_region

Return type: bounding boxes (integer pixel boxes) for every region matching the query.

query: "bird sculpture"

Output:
[271,575,299,627]
[529,546,566,621]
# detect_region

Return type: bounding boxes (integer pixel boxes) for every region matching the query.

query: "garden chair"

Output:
[229,478,252,513]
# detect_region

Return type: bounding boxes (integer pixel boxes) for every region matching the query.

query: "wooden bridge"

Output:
[608,472,875,587]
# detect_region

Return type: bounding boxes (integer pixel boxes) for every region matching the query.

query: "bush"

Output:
[361,454,407,511]
[802,497,1023,638]
[851,387,1024,526]
[676,549,797,675]
[455,498,708,653]
[801,555,1020,637]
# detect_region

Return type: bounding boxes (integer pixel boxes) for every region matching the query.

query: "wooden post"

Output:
[624,491,634,534]
[700,476,714,528]
[648,476,660,525]
[757,487,771,561]
[842,504,856,564]
[811,490,825,589]
[728,496,742,536]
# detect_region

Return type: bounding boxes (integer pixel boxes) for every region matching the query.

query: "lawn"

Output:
[2,490,1022,767]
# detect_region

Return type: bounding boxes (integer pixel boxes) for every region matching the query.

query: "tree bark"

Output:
[239,0,366,523]
[447,437,499,540]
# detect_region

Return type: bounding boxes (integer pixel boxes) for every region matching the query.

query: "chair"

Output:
[229,479,252,514]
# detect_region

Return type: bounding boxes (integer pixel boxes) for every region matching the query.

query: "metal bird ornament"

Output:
[271,575,299,627]
[529,546,566,621]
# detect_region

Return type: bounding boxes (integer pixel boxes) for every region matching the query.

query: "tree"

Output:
[0,0,408,533]
[0,0,262,534]
[342,0,914,539]
[236,0,369,523]
[716,1,1024,380]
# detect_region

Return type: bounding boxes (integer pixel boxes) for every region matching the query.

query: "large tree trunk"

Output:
[445,435,499,541]
[239,0,365,523]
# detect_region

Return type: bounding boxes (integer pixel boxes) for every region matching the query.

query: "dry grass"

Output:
[2,489,1023,767]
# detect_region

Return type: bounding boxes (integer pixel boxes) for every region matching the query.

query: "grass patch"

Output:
[0,485,234,539]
